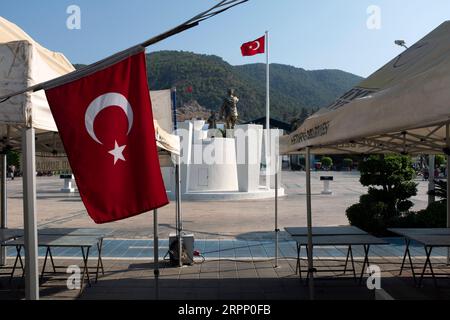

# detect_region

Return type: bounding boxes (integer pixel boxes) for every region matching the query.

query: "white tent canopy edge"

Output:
[279,21,450,299]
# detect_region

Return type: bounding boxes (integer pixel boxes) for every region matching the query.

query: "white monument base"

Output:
[170,187,285,201]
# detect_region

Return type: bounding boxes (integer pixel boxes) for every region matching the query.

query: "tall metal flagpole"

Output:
[265,31,270,190]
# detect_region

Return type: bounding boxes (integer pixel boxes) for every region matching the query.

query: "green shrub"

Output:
[435,155,447,167]
[346,155,418,235]
[321,157,333,170]
[343,158,353,169]
[7,151,20,169]
[346,195,389,235]
[414,201,447,228]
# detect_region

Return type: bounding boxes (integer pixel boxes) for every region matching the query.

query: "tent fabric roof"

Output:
[0,17,75,131]
[0,16,75,76]
[280,21,450,155]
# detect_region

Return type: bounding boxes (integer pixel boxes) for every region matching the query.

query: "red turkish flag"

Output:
[45,51,169,224]
[241,36,265,56]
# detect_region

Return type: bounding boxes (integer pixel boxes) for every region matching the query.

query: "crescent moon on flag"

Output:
[85,92,134,145]
[252,40,260,51]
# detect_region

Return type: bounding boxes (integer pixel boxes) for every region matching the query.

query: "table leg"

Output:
[40,247,50,281]
[344,245,351,274]
[95,238,104,283]
[18,247,24,278]
[406,243,417,285]
[306,245,315,281]
[296,243,302,280]
[349,245,357,281]
[399,238,410,275]
[359,245,370,285]
[419,246,436,287]
[48,248,56,273]
[9,245,22,282]
[80,246,91,294]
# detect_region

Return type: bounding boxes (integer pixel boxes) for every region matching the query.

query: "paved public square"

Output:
[2,170,448,300]
[4,171,430,239]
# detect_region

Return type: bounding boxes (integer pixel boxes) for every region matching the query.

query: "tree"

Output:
[321,156,333,170]
[435,154,447,167]
[346,155,418,235]
[7,151,20,169]
[342,158,353,170]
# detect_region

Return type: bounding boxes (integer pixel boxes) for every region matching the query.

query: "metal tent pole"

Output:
[446,124,450,265]
[153,209,159,277]
[176,160,183,267]
[22,127,39,300]
[305,147,314,300]
[171,87,183,268]
[274,155,279,268]
[428,155,436,205]
[0,153,7,266]
[153,209,160,300]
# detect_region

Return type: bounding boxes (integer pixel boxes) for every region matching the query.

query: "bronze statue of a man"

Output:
[219,89,239,129]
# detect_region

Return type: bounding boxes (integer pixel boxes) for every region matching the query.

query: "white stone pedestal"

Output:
[60,174,75,193]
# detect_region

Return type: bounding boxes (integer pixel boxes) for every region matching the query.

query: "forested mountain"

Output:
[77,50,363,123]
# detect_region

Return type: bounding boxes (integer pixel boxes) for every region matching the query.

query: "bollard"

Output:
[320,176,334,195]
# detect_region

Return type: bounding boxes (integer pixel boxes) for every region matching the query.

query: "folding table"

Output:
[290,234,387,283]
[388,228,450,286]
[389,228,450,286]
[285,226,368,280]
[0,229,24,276]
[5,235,102,294]
[38,228,113,281]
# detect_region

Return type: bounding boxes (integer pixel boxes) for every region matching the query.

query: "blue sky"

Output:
[2,0,450,77]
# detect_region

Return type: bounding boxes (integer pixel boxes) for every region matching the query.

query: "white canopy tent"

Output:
[0,17,181,299]
[279,21,450,298]
[0,16,76,300]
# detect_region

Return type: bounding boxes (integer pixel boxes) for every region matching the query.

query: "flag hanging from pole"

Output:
[45,51,169,224]
[241,35,265,56]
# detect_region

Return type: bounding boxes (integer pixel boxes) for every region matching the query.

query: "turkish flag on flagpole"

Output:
[241,35,265,56]
[45,51,169,224]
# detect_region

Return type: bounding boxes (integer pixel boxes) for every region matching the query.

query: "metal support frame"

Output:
[0,153,7,266]
[296,244,357,282]
[305,147,314,300]
[176,163,182,267]
[154,209,160,300]
[428,155,436,205]
[359,245,371,285]
[311,122,450,155]
[446,124,450,265]
[22,127,39,300]
[398,238,417,284]
[274,154,279,268]
[171,87,183,268]
[153,209,159,277]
